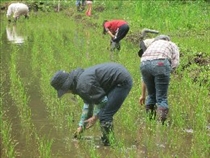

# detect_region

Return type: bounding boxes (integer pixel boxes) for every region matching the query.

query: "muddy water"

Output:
[1,24,81,158]
[1,23,137,158]
[1,12,209,158]
[0,25,193,158]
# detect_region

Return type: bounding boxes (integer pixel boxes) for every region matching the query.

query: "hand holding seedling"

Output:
[84,115,98,129]
[73,126,83,139]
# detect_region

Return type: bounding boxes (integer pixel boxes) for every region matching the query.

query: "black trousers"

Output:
[112,24,129,43]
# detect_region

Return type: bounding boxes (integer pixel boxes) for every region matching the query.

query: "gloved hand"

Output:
[73,126,83,139]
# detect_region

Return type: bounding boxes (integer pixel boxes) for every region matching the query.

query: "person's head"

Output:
[102,20,108,34]
[154,35,170,41]
[50,70,72,98]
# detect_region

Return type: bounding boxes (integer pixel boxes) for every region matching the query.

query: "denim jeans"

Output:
[98,77,133,123]
[140,59,171,109]
[76,0,85,6]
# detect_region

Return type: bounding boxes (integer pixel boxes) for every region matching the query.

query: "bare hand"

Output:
[73,126,83,139]
[139,96,145,105]
[84,116,98,129]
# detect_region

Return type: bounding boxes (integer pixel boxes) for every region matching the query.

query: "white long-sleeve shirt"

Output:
[7,3,29,18]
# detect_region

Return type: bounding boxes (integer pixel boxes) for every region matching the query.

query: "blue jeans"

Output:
[98,77,133,123]
[140,59,171,109]
[76,0,85,6]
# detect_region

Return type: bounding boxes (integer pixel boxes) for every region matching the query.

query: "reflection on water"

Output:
[6,25,25,44]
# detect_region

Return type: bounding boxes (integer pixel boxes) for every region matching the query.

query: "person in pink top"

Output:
[85,0,93,16]
[103,20,129,51]
[139,35,180,125]
[6,2,29,22]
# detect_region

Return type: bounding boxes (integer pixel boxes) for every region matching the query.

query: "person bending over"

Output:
[103,20,129,51]
[6,2,29,22]
[50,62,133,146]
[139,35,180,125]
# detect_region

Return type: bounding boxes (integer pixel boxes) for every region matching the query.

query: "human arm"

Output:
[77,79,107,105]
[84,96,108,129]
[105,28,115,39]
[103,22,115,39]
[139,80,146,105]
[73,103,94,139]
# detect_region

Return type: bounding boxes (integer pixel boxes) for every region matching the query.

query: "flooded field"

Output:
[1,1,210,158]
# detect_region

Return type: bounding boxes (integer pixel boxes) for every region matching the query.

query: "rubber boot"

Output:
[156,106,169,125]
[77,6,80,11]
[115,42,121,50]
[110,41,117,51]
[100,122,114,146]
[145,104,157,120]
[77,4,81,12]
[81,5,85,11]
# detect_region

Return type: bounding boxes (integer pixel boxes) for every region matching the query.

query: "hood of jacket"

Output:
[62,68,84,94]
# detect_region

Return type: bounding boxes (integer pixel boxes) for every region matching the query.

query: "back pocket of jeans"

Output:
[154,62,167,75]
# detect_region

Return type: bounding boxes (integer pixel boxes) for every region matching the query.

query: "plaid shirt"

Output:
[141,40,180,69]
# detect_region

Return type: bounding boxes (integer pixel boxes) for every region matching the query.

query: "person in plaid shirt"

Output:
[139,35,180,125]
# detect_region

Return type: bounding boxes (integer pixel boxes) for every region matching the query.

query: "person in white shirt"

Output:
[6,2,29,22]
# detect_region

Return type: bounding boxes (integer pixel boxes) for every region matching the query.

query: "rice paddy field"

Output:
[0,0,210,158]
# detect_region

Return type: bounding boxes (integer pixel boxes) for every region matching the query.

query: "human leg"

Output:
[76,0,81,6]
[99,78,132,145]
[111,24,129,51]
[113,24,129,43]
[81,0,86,10]
[152,59,171,124]
[86,1,92,16]
[145,104,157,120]
[99,79,132,123]
[140,61,157,119]
[100,122,114,146]
[76,0,84,11]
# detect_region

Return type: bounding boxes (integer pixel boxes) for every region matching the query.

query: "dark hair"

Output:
[102,20,108,35]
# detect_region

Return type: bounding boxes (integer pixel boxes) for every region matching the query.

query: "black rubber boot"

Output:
[100,122,114,146]
[110,41,117,51]
[77,5,81,11]
[81,5,85,11]
[145,104,157,120]
[115,42,121,50]
[156,106,169,125]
